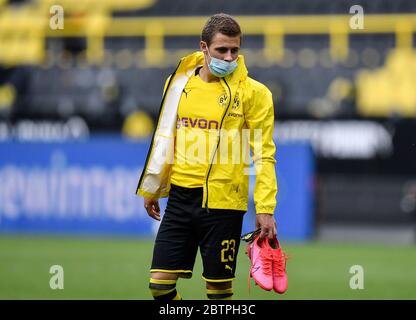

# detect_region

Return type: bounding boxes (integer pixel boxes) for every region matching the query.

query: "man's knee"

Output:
[149,272,181,300]
[206,281,233,300]
[151,272,179,280]
[206,281,231,290]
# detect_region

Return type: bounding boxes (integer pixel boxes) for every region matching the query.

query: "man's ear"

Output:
[200,41,207,53]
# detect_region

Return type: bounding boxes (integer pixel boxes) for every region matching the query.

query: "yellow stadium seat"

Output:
[356,49,416,117]
[37,0,156,12]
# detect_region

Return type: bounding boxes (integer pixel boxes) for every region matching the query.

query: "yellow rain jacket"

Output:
[136,51,277,214]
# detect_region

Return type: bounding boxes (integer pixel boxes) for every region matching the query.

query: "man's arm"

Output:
[139,75,174,219]
[245,85,278,239]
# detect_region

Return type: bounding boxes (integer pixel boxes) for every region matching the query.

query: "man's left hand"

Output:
[256,214,276,240]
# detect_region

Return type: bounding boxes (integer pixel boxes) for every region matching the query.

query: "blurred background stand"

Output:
[1,0,416,244]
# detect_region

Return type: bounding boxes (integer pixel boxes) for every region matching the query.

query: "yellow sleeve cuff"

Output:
[255,205,275,215]
[136,189,169,199]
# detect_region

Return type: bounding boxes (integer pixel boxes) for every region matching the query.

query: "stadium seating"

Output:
[1,0,416,127]
[357,49,416,117]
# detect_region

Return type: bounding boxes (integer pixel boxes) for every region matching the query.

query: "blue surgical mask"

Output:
[205,48,238,78]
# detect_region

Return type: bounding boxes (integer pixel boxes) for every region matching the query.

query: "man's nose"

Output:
[224,50,233,62]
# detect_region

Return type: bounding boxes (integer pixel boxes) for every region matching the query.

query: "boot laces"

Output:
[273,250,288,276]
[259,247,273,276]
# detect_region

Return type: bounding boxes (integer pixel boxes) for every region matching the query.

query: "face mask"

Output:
[205,46,238,77]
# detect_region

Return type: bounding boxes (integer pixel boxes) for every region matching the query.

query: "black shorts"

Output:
[150,184,245,282]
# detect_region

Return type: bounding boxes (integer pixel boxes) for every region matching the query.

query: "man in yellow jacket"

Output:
[136,13,278,300]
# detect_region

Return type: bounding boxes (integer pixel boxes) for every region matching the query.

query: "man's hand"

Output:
[256,214,276,240]
[144,197,161,221]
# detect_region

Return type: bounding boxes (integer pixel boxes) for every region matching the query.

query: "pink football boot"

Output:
[246,236,273,291]
[268,237,288,294]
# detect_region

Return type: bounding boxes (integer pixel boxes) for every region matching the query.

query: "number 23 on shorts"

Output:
[221,239,236,262]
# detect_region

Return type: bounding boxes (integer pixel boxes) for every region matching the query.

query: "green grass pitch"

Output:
[1,235,416,299]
